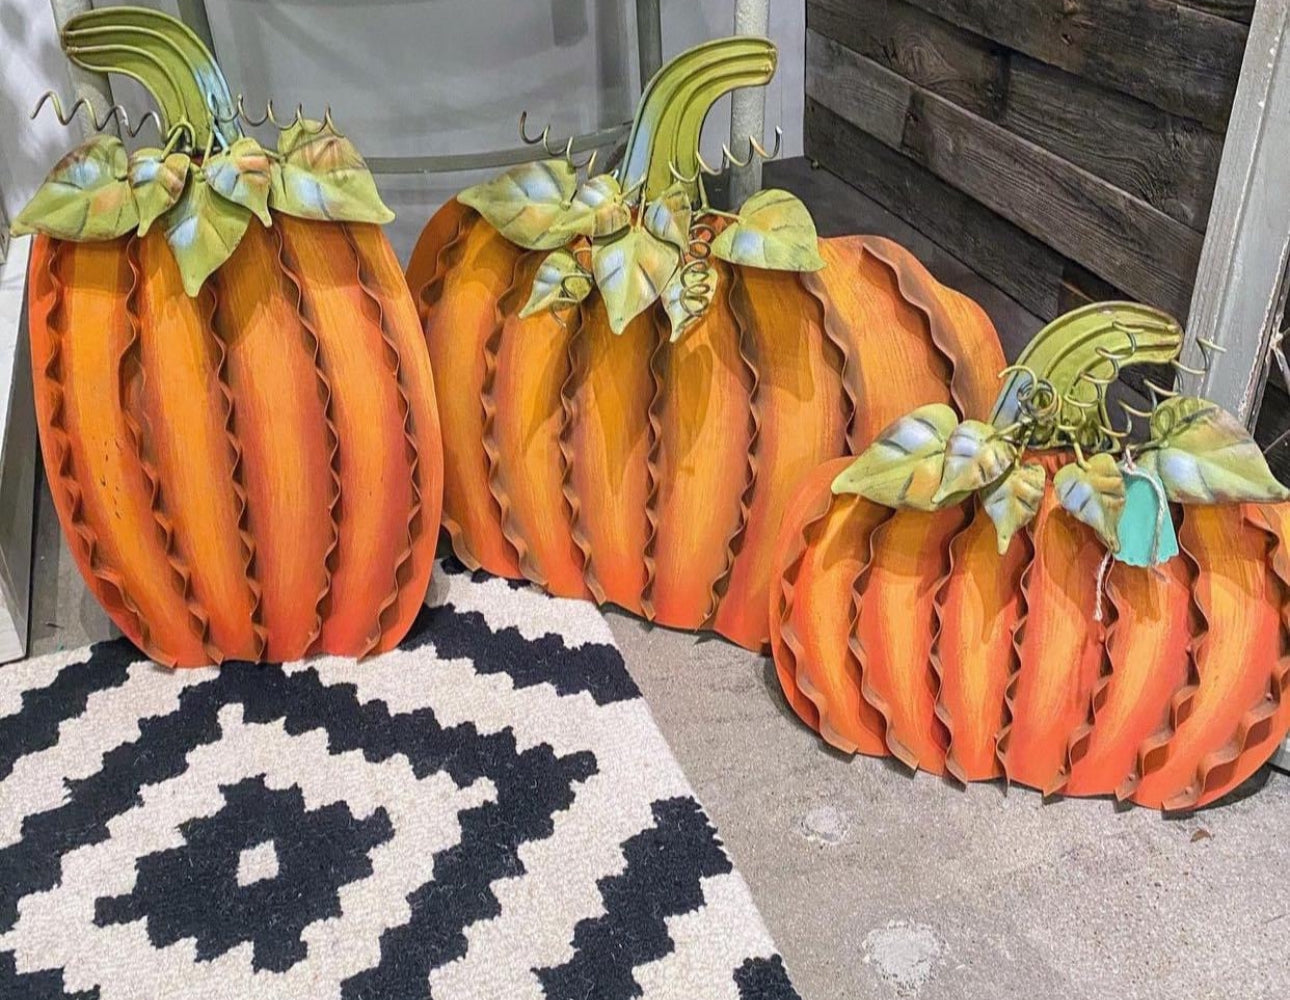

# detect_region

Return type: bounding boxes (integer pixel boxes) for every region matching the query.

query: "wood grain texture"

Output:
[1001,55,1223,231]
[1175,0,1254,24]
[897,0,1247,130]
[807,31,1204,316]
[806,98,1068,322]
[807,0,1006,118]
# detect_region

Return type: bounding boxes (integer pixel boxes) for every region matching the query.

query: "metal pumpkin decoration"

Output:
[13,7,443,667]
[407,36,1005,650]
[769,303,1290,811]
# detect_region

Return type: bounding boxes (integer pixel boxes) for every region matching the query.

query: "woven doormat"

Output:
[0,562,798,1000]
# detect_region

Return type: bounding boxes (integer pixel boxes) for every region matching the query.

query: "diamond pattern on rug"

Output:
[0,561,799,1000]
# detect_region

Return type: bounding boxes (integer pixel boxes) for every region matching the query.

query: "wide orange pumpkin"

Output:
[769,304,1290,811]
[14,7,442,666]
[406,37,1004,650]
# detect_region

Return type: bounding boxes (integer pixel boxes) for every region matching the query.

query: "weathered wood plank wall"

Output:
[804,0,1250,325]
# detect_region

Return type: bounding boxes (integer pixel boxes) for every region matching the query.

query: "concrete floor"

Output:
[22,161,1290,999]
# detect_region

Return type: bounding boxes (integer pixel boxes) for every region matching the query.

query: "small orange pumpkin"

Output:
[769,304,1290,810]
[14,8,442,666]
[407,37,1003,650]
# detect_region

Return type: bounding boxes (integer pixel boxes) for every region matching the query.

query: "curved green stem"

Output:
[616,36,777,204]
[989,302,1184,436]
[60,5,240,152]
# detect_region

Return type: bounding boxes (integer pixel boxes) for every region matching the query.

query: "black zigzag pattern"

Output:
[404,600,640,706]
[0,641,136,780]
[1,567,798,999]
[535,797,734,1000]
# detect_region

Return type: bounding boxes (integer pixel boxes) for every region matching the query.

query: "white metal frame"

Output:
[0,225,36,664]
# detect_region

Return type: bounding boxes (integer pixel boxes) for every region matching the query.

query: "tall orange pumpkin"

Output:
[769,304,1290,811]
[13,7,442,667]
[407,37,1004,650]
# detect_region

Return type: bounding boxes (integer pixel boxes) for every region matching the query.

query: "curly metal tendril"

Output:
[519,110,599,170]
[31,91,163,139]
[209,95,339,135]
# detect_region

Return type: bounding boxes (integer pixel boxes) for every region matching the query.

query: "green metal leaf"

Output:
[709,189,825,271]
[982,462,1046,554]
[830,403,960,510]
[12,135,137,241]
[1115,467,1179,567]
[203,136,273,226]
[458,159,579,250]
[1140,396,1290,504]
[591,228,679,334]
[163,172,252,295]
[550,175,631,242]
[934,419,1016,502]
[270,119,394,225]
[642,182,693,250]
[660,263,717,342]
[520,249,592,318]
[128,147,190,237]
[1053,453,1126,551]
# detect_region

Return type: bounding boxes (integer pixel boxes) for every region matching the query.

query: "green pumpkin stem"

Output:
[60,5,241,153]
[616,36,777,205]
[989,302,1184,448]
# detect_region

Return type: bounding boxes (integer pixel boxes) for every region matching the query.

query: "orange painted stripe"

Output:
[346,223,445,651]
[786,487,891,756]
[935,501,1027,782]
[1133,505,1282,810]
[566,299,654,615]
[713,268,849,649]
[45,239,206,663]
[1065,555,1193,798]
[278,217,415,655]
[213,223,332,661]
[811,239,956,447]
[1003,480,1107,795]
[489,252,586,599]
[856,508,965,773]
[650,262,751,629]
[134,232,258,659]
[420,210,522,578]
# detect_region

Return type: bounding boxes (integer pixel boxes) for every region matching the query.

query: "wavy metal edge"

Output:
[122,234,218,662]
[1172,506,1290,810]
[800,261,861,453]
[777,485,857,751]
[339,223,425,657]
[703,263,762,631]
[479,248,535,586]
[415,204,483,571]
[639,311,668,622]
[270,224,334,658]
[40,237,167,663]
[931,502,986,784]
[857,237,973,419]
[994,507,1037,786]
[558,303,602,603]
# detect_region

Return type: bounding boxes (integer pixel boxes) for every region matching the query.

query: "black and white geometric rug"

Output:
[0,561,798,1000]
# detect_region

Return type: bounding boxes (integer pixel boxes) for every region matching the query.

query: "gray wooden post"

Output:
[49,0,117,138]
[727,0,771,208]
[1177,0,1290,420]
